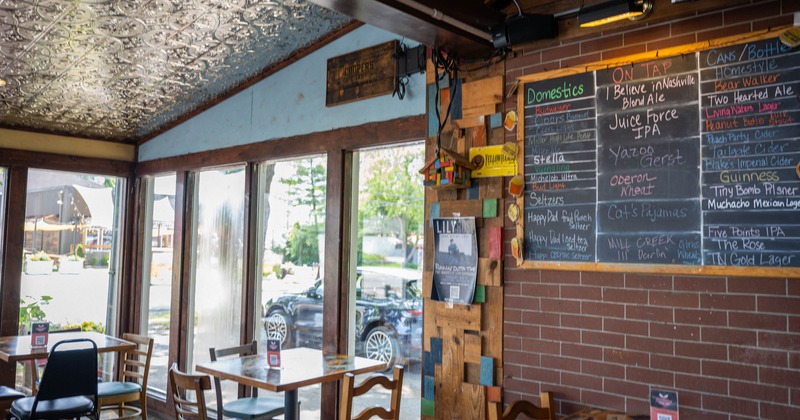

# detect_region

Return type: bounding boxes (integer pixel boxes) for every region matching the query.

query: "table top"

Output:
[195,347,388,393]
[0,331,136,362]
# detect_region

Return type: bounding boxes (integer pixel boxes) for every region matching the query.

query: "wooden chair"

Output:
[209,341,285,420]
[339,365,404,420]
[29,327,81,395]
[169,364,212,420]
[488,392,556,420]
[98,333,154,419]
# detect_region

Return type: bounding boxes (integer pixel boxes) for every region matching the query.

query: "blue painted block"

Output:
[480,356,494,386]
[450,78,463,121]
[424,375,435,400]
[489,113,502,129]
[428,84,439,138]
[424,351,434,375]
[437,73,449,89]
[467,180,480,200]
[430,337,443,365]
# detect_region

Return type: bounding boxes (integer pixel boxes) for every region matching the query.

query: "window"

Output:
[257,156,327,416]
[348,143,425,418]
[140,174,176,396]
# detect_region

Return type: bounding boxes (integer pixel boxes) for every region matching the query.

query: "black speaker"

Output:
[491,13,556,49]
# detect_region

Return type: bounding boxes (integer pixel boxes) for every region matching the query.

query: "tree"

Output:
[277,158,327,265]
[360,146,424,267]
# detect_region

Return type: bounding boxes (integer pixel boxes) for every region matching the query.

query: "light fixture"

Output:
[578,0,653,28]
[0,78,6,88]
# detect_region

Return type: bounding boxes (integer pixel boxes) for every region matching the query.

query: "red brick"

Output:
[581,35,623,55]
[504,308,522,323]
[626,366,674,387]
[583,301,625,318]
[702,360,757,381]
[603,379,649,402]
[785,0,800,13]
[604,318,648,336]
[650,323,699,341]
[793,388,800,407]
[506,295,540,311]
[603,349,649,367]
[729,312,787,331]
[790,278,800,296]
[505,349,540,366]
[504,322,540,338]
[581,390,626,413]
[521,282,560,298]
[730,380,789,403]
[521,338,560,355]
[562,54,602,69]
[626,305,673,322]
[674,309,728,326]
[583,331,625,348]
[680,407,729,420]
[541,269,580,284]
[626,273,672,290]
[626,335,674,355]
[700,293,756,311]
[520,366,560,385]
[728,277,787,295]
[504,336,521,351]
[791,352,800,369]
[702,395,760,418]
[581,271,625,288]
[624,24,671,46]
[504,281,521,296]
[729,346,788,367]
[675,341,727,360]
[506,51,541,72]
[563,343,603,361]
[702,327,757,346]
[582,360,625,379]
[541,354,581,373]
[758,296,800,315]
[649,34,699,51]
[699,23,752,43]
[760,367,800,388]
[602,44,647,61]
[561,314,602,331]
[561,285,602,300]
[760,402,800,420]
[542,326,581,343]
[724,1,782,24]
[505,268,540,284]
[675,373,728,394]
[671,13,724,36]
[522,311,559,327]
[650,291,699,308]
[651,354,701,374]
[603,288,648,304]
[541,298,580,314]
[562,371,602,389]
[758,331,800,351]
[674,275,727,293]
[541,44,581,64]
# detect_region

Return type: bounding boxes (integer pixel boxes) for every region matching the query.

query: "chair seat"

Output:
[0,386,25,401]
[10,396,95,420]
[222,396,285,419]
[98,381,142,397]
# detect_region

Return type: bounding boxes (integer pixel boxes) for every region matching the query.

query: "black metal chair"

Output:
[8,338,99,420]
[209,341,285,419]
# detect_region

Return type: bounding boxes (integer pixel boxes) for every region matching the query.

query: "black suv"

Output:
[263,268,422,367]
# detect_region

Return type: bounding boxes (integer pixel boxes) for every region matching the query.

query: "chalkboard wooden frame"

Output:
[515,27,800,278]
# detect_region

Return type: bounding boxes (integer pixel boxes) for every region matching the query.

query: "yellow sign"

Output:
[469,145,517,178]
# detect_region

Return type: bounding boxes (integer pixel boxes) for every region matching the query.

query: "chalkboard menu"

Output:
[521,36,800,269]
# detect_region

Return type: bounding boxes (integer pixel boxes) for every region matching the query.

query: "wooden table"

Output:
[196,347,387,420]
[0,331,135,362]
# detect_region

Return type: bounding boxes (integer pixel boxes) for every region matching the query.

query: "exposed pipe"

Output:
[394,0,493,42]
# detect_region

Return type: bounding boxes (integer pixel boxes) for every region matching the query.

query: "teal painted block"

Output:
[424,351,434,375]
[483,198,498,218]
[428,84,438,138]
[429,203,440,227]
[431,337,443,364]
[489,113,502,128]
[467,180,480,200]
[473,284,486,303]
[421,399,435,417]
[480,356,494,386]
[424,375,435,400]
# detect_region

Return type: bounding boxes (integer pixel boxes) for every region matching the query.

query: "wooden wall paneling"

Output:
[464,332,482,364]
[489,126,505,145]
[478,177,503,200]
[0,148,133,178]
[477,258,502,286]
[438,327,465,419]
[0,167,26,386]
[472,125,487,147]
[439,200,482,218]
[461,382,486,420]
[481,285,503,370]
[432,300,482,331]
[435,188,458,202]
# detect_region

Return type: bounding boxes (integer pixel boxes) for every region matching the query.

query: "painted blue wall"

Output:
[139,25,425,162]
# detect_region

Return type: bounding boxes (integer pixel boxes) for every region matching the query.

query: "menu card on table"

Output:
[267,339,281,369]
[30,322,49,348]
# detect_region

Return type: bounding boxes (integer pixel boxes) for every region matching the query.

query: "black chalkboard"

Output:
[521,37,800,269]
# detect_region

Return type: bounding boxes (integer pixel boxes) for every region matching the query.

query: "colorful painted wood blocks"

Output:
[420,147,476,189]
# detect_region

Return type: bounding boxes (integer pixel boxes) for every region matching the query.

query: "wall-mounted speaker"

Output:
[491,13,556,49]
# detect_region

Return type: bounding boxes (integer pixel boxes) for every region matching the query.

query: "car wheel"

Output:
[364,326,399,367]
[265,311,294,348]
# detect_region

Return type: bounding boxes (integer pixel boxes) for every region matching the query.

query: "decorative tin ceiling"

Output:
[0,0,350,143]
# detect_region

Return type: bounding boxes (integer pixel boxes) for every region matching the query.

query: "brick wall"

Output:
[502,1,800,418]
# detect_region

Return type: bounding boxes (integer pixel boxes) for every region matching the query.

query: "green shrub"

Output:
[75,244,85,258]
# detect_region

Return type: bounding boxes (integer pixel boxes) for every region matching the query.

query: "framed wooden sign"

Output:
[326,40,398,106]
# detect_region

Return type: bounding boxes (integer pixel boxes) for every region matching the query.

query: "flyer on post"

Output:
[432,217,478,305]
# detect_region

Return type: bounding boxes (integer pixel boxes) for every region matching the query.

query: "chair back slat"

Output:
[488,392,556,420]
[208,341,260,420]
[120,333,154,388]
[340,365,404,420]
[169,363,211,420]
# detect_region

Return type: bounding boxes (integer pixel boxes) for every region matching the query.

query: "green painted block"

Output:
[483,198,498,218]
[421,399,435,417]
[473,284,486,303]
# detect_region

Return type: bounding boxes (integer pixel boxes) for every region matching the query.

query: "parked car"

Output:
[263,268,422,367]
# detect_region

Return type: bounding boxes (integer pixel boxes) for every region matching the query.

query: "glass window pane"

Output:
[19,169,125,388]
[350,144,425,419]
[188,167,246,410]
[141,174,176,396]
[256,156,327,417]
